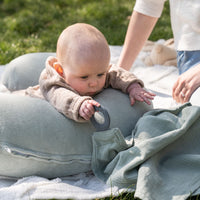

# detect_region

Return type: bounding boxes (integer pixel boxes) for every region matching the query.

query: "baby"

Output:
[37,23,155,122]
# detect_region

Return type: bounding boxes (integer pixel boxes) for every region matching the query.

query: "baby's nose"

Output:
[89,80,98,87]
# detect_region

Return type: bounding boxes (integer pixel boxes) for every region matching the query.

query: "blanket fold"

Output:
[92,103,200,200]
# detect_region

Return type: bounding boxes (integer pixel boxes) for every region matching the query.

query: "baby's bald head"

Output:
[56,23,110,70]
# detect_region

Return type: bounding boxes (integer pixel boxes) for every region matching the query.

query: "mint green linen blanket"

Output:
[92,103,200,200]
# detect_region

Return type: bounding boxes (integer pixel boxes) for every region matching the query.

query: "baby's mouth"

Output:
[86,90,102,96]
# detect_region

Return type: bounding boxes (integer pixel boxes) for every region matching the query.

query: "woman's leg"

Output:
[177,50,200,74]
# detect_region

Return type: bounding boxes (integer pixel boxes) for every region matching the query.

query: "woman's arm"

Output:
[117,11,158,70]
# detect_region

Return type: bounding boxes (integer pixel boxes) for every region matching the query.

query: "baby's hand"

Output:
[127,82,155,105]
[79,100,100,120]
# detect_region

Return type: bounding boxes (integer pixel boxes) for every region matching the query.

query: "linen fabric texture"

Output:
[92,103,200,200]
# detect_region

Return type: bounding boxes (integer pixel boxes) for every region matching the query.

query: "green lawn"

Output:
[0,0,172,65]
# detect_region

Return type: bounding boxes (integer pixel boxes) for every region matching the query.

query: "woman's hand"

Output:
[172,64,200,104]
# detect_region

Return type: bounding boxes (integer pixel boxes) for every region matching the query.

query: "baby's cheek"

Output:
[100,78,106,88]
[76,83,88,95]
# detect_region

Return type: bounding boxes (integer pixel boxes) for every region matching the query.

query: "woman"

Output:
[117,0,200,105]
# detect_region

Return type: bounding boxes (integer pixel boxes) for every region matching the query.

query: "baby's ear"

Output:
[53,62,64,77]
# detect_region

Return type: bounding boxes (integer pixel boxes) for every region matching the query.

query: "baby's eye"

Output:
[97,73,105,77]
[80,76,88,80]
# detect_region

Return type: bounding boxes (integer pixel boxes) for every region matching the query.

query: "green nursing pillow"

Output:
[0,53,153,178]
[1,52,56,91]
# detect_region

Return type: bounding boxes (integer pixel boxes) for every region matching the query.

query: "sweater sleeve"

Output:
[104,64,144,93]
[134,0,166,18]
[39,68,92,123]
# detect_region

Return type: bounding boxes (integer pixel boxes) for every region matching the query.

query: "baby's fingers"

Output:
[142,97,152,105]
[80,100,97,120]
[130,93,152,106]
[79,108,91,120]
[88,100,100,107]
[144,92,155,99]
[130,95,143,106]
[84,103,95,119]
[140,92,153,105]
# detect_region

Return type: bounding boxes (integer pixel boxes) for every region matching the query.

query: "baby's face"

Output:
[63,59,109,96]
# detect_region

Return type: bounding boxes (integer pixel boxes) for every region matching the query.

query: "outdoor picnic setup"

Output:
[1,0,200,200]
[0,44,199,200]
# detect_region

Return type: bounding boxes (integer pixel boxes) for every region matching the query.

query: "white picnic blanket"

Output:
[0,43,190,200]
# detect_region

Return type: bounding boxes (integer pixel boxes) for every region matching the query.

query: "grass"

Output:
[0,0,172,65]
[93,190,200,200]
[49,192,200,200]
[94,192,200,200]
